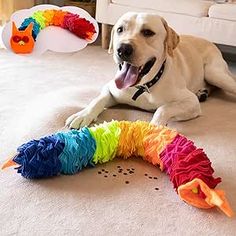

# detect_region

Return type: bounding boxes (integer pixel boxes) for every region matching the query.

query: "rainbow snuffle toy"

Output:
[2,121,234,217]
[10,9,96,54]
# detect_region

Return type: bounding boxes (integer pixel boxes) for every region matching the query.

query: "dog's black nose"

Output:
[117,43,133,60]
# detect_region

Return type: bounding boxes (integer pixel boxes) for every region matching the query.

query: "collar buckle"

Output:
[135,84,150,93]
[132,60,166,101]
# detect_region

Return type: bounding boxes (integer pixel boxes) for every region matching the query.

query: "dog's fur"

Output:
[66,12,236,129]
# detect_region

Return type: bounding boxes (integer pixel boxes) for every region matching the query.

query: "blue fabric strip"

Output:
[18,17,41,40]
[57,127,96,175]
[14,135,64,179]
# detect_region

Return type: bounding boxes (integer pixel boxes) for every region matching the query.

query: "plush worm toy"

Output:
[10,9,96,53]
[2,121,234,217]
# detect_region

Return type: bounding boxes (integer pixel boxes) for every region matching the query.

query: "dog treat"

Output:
[10,9,96,54]
[2,121,233,217]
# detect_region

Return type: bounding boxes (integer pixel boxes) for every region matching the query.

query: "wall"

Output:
[49,0,64,6]
[35,0,65,6]
[0,0,65,23]
[0,0,34,23]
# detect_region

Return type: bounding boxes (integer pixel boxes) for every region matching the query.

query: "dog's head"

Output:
[110,12,179,89]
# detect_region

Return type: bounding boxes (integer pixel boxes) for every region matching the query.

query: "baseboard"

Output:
[216,44,236,62]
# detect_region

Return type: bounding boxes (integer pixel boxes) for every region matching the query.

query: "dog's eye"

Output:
[141,29,155,37]
[117,26,124,34]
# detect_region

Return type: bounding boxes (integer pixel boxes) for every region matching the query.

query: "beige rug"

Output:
[0,46,236,236]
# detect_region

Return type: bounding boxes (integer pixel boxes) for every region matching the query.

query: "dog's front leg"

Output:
[66,85,117,129]
[151,95,201,126]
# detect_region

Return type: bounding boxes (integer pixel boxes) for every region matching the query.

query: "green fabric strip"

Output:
[88,121,121,164]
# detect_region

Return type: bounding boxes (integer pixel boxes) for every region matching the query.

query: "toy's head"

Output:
[10,22,35,54]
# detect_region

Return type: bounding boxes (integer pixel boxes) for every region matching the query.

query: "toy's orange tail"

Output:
[178,178,234,217]
[1,154,19,170]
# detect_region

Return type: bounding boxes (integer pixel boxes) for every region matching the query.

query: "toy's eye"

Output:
[141,29,155,37]
[117,26,124,34]
[12,36,21,43]
[22,36,29,43]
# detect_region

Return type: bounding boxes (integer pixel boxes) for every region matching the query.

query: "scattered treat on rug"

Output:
[96,164,160,191]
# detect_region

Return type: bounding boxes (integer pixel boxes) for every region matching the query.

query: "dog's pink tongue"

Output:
[115,62,139,89]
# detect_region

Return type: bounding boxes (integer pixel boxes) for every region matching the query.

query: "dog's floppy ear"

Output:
[161,18,180,56]
[108,26,114,54]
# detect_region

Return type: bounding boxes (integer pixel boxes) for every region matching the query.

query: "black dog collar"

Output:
[132,60,166,101]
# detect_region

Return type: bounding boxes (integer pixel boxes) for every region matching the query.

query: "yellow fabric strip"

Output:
[117,121,154,158]
[43,10,56,26]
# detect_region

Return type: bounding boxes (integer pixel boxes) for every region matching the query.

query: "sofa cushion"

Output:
[209,3,236,21]
[111,0,214,17]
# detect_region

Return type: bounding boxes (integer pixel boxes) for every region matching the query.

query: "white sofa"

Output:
[96,0,236,48]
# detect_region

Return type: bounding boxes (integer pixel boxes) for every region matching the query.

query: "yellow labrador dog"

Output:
[66,12,236,129]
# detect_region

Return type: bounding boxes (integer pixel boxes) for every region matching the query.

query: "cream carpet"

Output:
[0,46,236,236]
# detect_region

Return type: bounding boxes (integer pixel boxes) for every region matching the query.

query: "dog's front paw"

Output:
[150,118,168,127]
[150,108,169,126]
[65,109,96,129]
